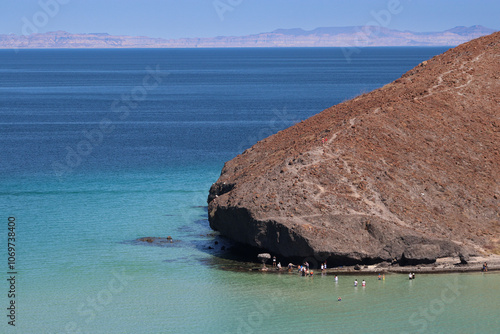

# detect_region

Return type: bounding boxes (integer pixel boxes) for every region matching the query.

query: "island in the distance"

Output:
[0,25,495,48]
[208,31,500,267]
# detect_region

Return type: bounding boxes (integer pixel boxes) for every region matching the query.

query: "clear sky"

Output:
[1,0,499,38]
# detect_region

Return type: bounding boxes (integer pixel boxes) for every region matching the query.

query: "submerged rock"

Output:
[134,237,179,246]
[208,32,500,265]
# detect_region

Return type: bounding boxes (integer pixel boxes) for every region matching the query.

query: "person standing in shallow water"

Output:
[354,279,358,287]
[272,256,276,267]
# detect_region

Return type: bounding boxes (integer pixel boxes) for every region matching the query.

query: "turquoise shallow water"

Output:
[1,48,499,333]
[12,269,500,333]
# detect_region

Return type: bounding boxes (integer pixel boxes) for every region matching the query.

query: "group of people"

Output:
[353,279,366,287]
[271,257,315,275]
[298,265,314,277]
[272,256,283,270]
[271,257,417,284]
[296,261,314,276]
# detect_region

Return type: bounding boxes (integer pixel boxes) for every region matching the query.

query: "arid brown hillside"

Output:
[208,32,500,265]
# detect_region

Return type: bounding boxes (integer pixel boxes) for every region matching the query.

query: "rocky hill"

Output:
[0,26,495,48]
[208,32,500,265]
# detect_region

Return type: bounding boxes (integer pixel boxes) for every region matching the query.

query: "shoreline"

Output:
[240,255,500,274]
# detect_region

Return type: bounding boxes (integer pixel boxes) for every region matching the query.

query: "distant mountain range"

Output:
[0,25,496,49]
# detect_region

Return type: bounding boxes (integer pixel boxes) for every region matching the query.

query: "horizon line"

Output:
[1,24,496,39]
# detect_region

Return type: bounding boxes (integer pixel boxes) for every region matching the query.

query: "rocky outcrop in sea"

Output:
[208,32,500,265]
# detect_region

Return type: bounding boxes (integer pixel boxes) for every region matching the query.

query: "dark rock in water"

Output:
[207,32,500,265]
[134,237,179,246]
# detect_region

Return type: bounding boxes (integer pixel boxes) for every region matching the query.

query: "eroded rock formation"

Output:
[208,32,500,265]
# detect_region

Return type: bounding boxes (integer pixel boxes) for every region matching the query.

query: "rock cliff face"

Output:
[208,32,500,265]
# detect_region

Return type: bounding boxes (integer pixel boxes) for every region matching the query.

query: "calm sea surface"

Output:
[1,48,499,333]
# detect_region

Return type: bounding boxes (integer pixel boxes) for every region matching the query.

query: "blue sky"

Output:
[1,0,499,38]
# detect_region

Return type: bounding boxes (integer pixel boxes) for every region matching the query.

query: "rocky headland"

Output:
[208,32,500,267]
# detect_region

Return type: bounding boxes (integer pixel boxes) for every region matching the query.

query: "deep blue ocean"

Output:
[2,47,499,333]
